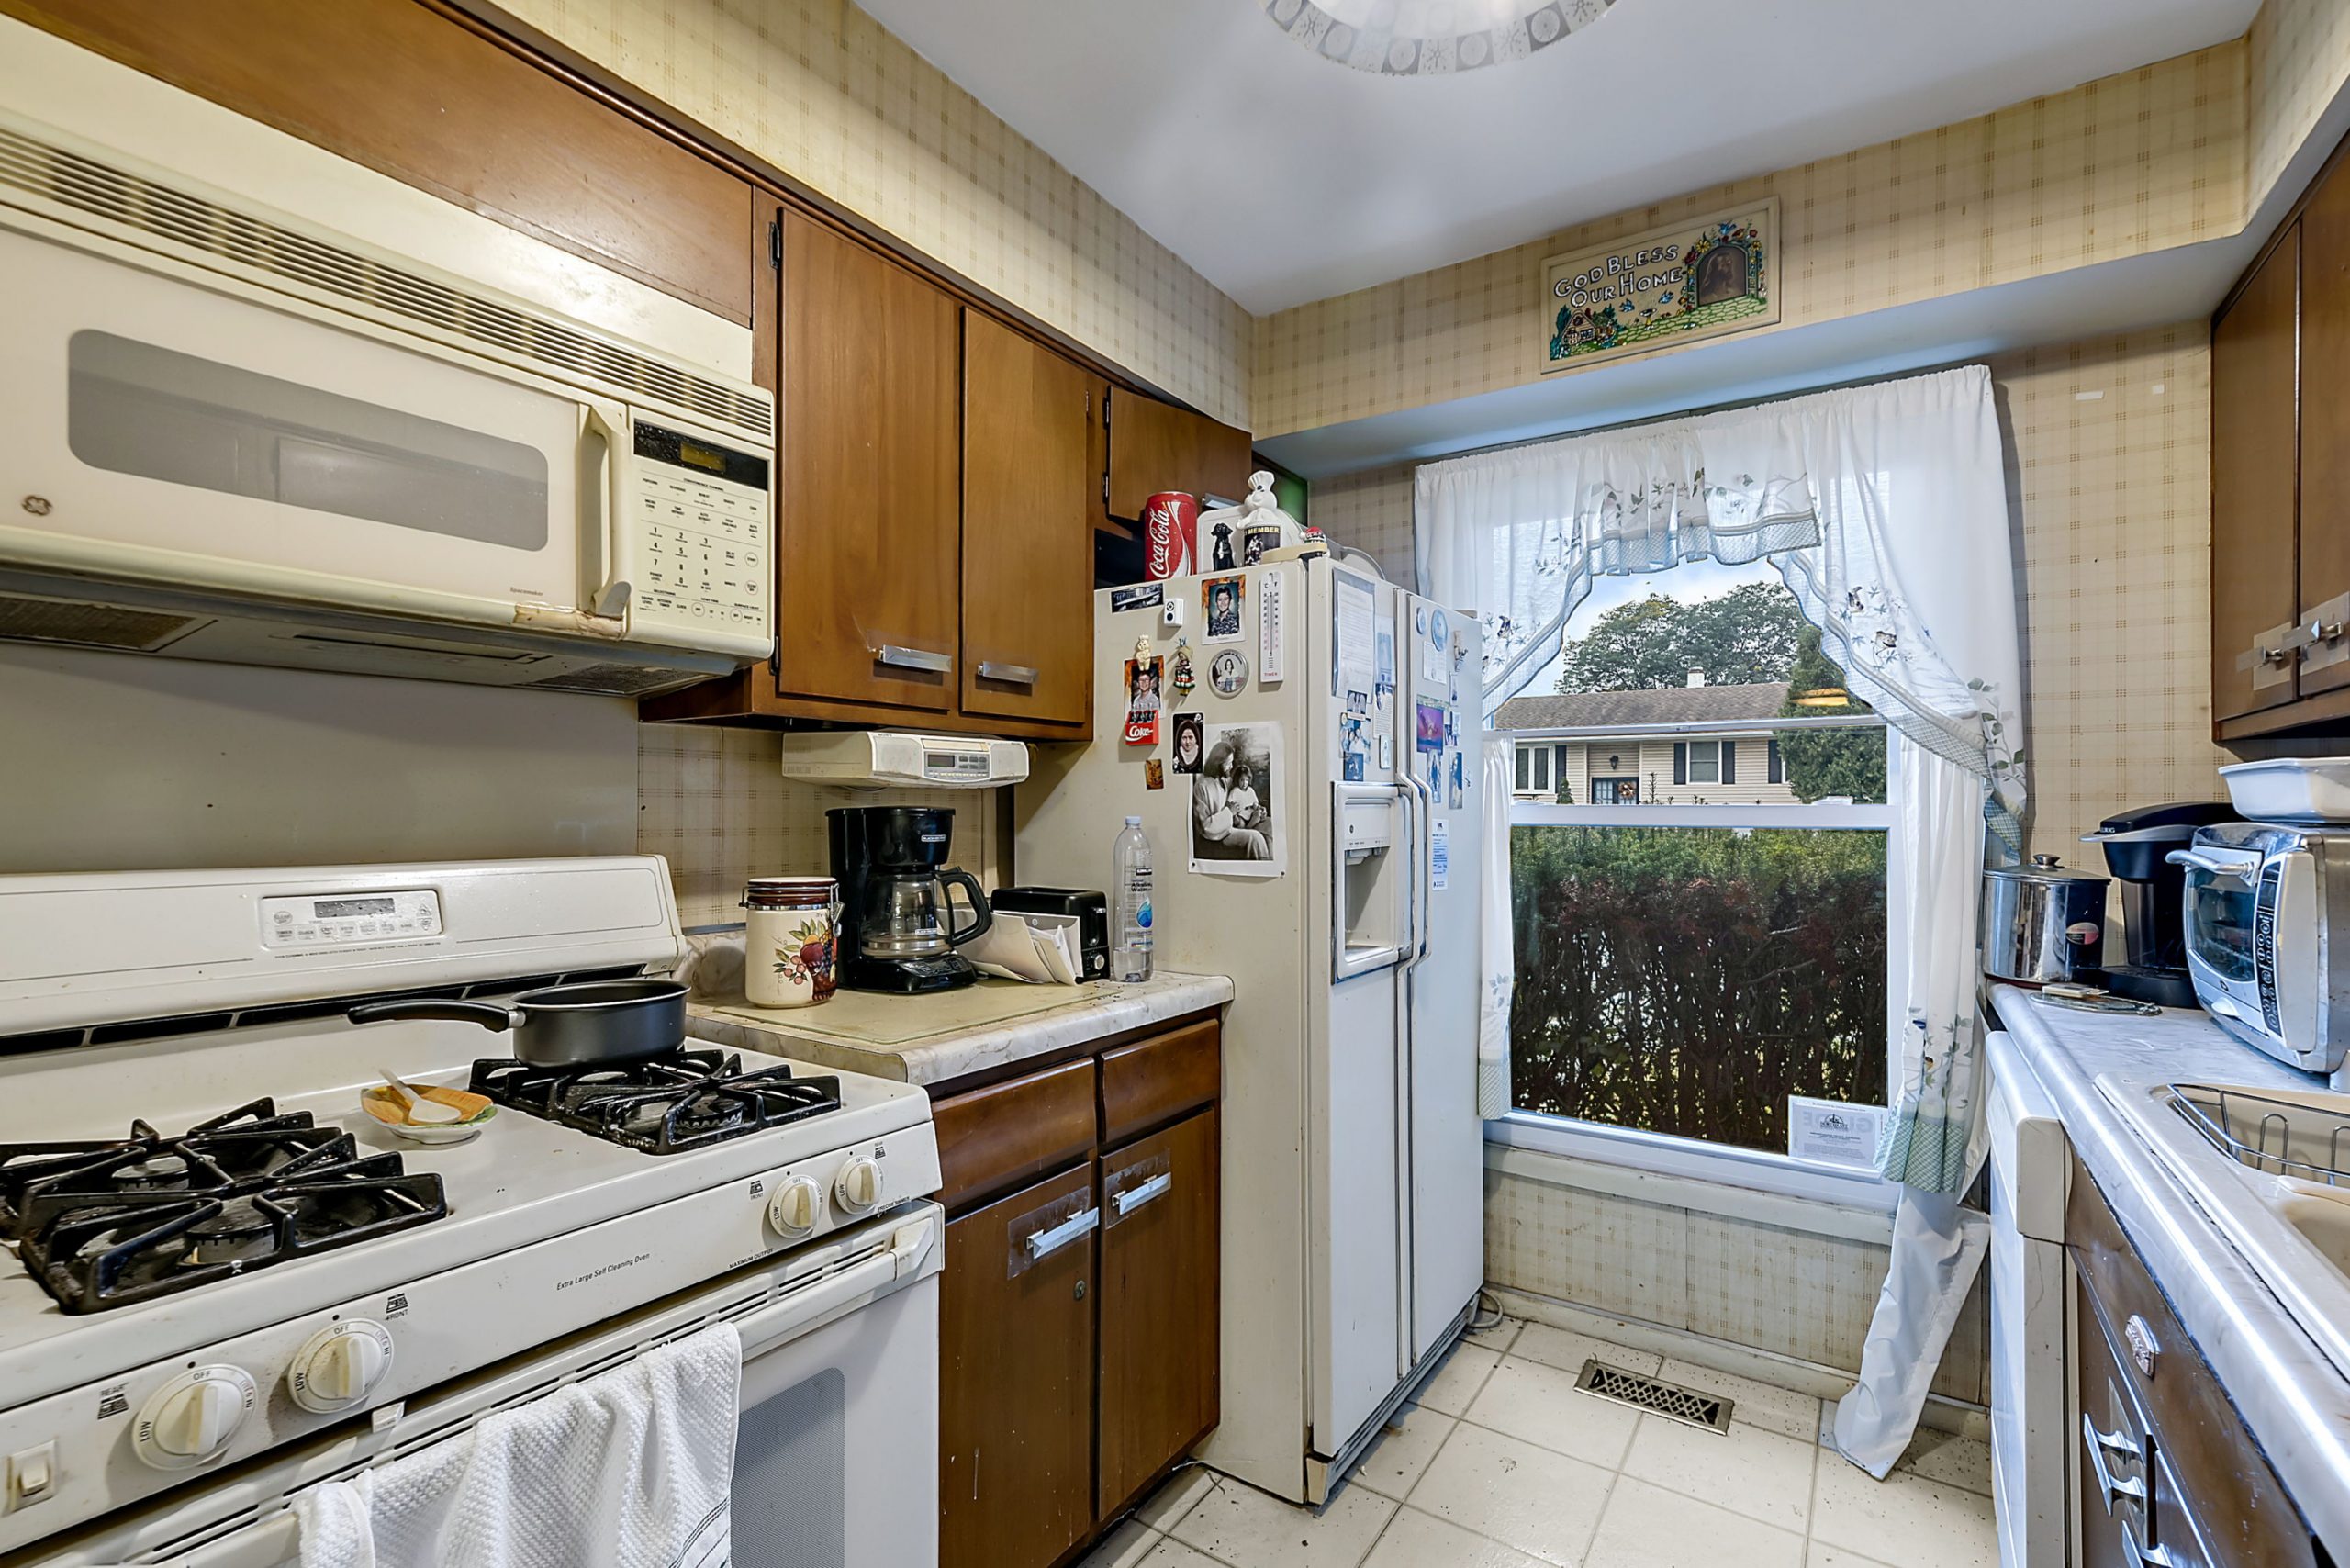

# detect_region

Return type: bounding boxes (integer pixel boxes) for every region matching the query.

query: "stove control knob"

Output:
[132,1366,257,1470]
[288,1320,396,1414]
[767,1175,824,1238]
[833,1157,885,1216]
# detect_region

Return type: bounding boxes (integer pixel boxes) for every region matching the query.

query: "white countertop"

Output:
[687,970,1233,1087]
[1993,986,2350,1555]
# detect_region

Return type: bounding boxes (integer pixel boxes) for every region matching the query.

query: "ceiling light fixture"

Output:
[1262,0,1617,76]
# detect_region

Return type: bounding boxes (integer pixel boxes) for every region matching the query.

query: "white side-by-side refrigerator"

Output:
[1015,555,1483,1505]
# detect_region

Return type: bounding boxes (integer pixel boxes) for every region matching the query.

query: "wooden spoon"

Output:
[372,1068,492,1126]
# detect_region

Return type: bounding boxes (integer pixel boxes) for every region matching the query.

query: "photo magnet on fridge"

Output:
[1191,722,1284,878]
[1110,583,1164,613]
[1202,575,1247,643]
[1171,712,1205,775]
[1416,702,1446,752]
[1122,657,1163,745]
[1145,758,1165,790]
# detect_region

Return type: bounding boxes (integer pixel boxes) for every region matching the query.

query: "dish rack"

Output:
[2170,1083,2350,1186]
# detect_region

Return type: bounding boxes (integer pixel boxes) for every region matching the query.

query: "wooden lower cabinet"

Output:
[941,1160,1100,1568]
[2068,1159,2322,1568]
[935,1018,1223,1568]
[1098,1110,1220,1518]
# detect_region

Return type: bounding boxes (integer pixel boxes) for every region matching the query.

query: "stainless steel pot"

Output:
[1981,855,2109,985]
[345,977,688,1067]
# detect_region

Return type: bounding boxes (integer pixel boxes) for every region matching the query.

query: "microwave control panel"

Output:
[625,420,772,643]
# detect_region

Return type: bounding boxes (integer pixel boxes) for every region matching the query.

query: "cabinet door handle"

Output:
[2121,1521,2182,1568]
[977,661,1038,686]
[1023,1205,1100,1260]
[1112,1172,1172,1216]
[873,644,952,673]
[2259,644,2295,667]
[2082,1413,2146,1513]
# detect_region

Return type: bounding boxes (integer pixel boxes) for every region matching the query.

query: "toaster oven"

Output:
[2173,820,2350,1078]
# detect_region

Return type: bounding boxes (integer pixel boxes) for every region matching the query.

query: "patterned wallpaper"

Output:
[500,0,1252,429]
[1992,326,2233,857]
[2252,0,2350,211]
[1309,460,1417,585]
[1252,45,2247,437]
[636,726,1008,929]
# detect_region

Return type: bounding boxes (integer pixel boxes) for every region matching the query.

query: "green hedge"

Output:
[1510,824,1888,1153]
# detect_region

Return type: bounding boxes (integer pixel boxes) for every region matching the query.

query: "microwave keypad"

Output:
[631,471,767,630]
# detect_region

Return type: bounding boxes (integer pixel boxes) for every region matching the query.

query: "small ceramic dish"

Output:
[360,1084,496,1144]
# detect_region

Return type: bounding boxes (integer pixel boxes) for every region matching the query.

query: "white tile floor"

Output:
[1084,1316,1998,1568]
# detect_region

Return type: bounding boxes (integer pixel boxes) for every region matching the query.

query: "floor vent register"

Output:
[1573,1360,1735,1434]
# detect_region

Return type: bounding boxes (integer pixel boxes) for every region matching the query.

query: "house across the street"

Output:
[1495,678,1797,805]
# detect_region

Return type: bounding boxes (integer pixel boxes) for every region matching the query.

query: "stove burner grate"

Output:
[467,1051,843,1154]
[0,1099,448,1314]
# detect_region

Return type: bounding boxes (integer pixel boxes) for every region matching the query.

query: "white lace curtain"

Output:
[1416,364,2025,853]
[1417,364,2025,1473]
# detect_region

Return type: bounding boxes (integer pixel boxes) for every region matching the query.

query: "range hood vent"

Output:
[0,592,202,652]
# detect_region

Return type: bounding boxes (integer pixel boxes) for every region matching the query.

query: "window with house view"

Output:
[1498,566,1892,1160]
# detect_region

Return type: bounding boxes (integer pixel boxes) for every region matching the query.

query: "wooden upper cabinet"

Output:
[2301,163,2350,697]
[2211,225,2301,722]
[776,211,960,712]
[1105,390,1254,523]
[3,0,753,321]
[960,312,1093,727]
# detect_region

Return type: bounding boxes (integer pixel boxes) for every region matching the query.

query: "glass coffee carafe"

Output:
[827,805,993,993]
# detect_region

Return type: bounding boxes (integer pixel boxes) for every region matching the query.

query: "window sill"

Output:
[1485,1110,1898,1241]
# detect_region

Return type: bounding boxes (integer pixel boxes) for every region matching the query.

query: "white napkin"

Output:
[964,912,1082,984]
[292,1322,740,1568]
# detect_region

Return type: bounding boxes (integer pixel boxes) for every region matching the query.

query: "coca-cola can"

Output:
[1142,491,1199,581]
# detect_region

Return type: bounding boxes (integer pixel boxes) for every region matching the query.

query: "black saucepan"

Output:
[346,978,688,1068]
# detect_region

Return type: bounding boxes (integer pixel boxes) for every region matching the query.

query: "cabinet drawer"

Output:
[1099,1018,1219,1148]
[934,1058,1097,1213]
[2066,1158,2319,1568]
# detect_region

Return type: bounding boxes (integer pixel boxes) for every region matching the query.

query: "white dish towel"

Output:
[292,1322,741,1568]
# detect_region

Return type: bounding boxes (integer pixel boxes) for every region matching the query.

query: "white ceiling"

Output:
[856,0,2260,314]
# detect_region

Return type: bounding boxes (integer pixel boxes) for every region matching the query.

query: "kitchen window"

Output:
[1492,570,1900,1199]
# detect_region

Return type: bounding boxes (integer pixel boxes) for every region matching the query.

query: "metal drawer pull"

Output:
[2081,1414,2146,1513]
[1024,1206,1100,1260]
[2260,644,2294,666]
[2122,1520,2182,1568]
[1112,1172,1173,1216]
[977,661,1038,686]
[873,644,952,673]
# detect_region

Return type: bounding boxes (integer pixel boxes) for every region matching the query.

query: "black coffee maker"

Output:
[828,806,993,993]
[2081,801,2237,1008]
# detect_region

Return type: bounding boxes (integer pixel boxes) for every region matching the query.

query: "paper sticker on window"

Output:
[1787,1097,1886,1170]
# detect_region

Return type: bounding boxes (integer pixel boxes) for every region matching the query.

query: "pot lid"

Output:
[1986,853,2109,883]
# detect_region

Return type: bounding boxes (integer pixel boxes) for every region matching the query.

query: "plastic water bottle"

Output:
[1113,816,1155,981]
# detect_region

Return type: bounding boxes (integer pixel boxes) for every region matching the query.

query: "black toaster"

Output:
[990,887,1110,980]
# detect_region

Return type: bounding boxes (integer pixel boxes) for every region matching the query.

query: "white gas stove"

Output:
[0,859,942,1565]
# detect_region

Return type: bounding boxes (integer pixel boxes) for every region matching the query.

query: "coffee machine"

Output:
[2081,801,2237,1008]
[828,805,993,993]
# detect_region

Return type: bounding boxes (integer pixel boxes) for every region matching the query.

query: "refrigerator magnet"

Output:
[1415,703,1445,752]
[1110,583,1164,613]
[1123,656,1163,745]
[1145,759,1165,790]
[1170,637,1197,700]
[1209,648,1249,695]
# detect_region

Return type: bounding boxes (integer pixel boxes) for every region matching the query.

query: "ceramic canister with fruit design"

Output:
[742,877,841,1008]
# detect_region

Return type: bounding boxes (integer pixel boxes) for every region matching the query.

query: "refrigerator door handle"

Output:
[1404,771,1434,969]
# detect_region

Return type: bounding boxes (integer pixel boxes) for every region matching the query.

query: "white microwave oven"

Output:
[0,31,775,698]
[2175,820,2350,1080]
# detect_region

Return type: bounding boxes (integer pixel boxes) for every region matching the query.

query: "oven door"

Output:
[32,1205,942,1568]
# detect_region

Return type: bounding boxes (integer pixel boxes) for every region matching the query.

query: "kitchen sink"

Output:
[2100,1077,2350,1381]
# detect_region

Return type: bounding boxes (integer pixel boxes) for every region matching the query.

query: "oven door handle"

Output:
[735,1215,938,1358]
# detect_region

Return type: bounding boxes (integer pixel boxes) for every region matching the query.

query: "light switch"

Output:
[6,1441,55,1512]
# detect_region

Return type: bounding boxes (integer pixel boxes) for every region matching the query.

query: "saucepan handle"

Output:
[346,998,524,1031]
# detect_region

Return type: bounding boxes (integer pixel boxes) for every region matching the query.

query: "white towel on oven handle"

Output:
[291,1321,741,1568]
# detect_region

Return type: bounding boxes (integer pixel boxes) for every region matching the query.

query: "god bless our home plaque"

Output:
[1540,198,1780,374]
